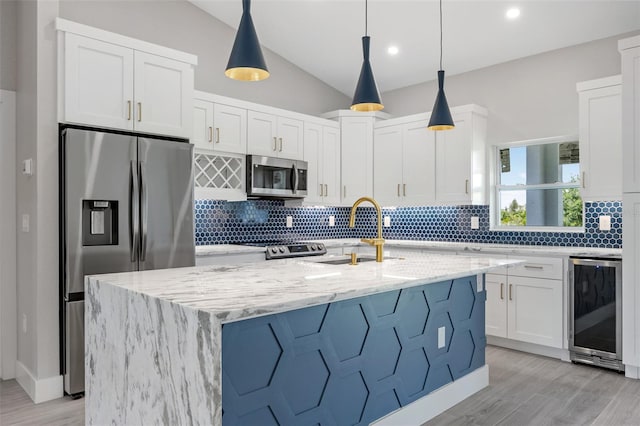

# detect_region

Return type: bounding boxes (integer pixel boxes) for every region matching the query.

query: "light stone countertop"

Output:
[195,238,622,259]
[88,252,521,324]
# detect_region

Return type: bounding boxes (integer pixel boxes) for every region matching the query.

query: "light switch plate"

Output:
[286,215,293,228]
[599,215,611,231]
[471,216,480,230]
[384,216,391,227]
[329,215,335,227]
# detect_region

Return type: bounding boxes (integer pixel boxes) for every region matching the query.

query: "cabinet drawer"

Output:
[508,256,564,280]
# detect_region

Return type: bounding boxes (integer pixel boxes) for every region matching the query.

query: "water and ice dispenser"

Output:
[82,200,118,246]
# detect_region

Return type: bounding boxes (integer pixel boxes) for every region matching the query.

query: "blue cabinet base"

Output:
[222,275,486,425]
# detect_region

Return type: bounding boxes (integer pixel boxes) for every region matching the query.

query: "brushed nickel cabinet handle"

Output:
[524,265,544,270]
[343,186,347,198]
[465,179,469,194]
[403,183,406,197]
[127,101,132,121]
[279,137,283,152]
[208,127,213,143]
[509,284,513,301]
[137,102,142,122]
[216,128,220,144]
[324,184,328,197]
[320,184,324,197]
[500,283,504,300]
[397,184,400,197]
[582,172,586,189]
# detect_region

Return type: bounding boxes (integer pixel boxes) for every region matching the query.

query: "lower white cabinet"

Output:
[485,256,564,349]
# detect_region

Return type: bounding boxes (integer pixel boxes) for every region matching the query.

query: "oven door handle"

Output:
[291,164,298,194]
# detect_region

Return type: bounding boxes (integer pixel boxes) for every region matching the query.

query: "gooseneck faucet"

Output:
[349,197,385,262]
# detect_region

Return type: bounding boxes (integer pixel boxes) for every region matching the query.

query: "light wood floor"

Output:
[2,346,640,425]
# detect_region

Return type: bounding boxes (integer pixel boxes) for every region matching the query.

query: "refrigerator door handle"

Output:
[140,161,148,262]
[130,160,139,263]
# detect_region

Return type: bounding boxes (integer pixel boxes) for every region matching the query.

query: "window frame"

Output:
[490,135,585,232]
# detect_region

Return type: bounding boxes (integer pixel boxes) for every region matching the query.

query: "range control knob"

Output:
[279,246,286,253]
[310,245,316,251]
[270,247,278,254]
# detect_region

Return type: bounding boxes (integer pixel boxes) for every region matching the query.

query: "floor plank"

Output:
[3,345,640,426]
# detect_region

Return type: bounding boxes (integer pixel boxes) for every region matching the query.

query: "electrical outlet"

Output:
[470,216,480,230]
[22,158,33,176]
[286,215,293,228]
[599,215,611,231]
[438,326,446,349]
[21,214,29,232]
[22,314,27,333]
[384,216,391,227]
[329,215,335,227]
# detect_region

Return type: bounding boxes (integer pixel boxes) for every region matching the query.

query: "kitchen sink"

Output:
[315,256,401,265]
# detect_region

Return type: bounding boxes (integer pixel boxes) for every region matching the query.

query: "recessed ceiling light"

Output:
[387,46,399,56]
[506,7,521,20]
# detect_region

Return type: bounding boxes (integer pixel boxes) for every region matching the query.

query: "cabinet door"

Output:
[485,274,508,338]
[322,126,341,205]
[247,110,277,156]
[435,114,472,204]
[64,33,134,130]
[133,51,193,138]
[304,123,323,203]
[373,126,403,205]
[622,45,640,193]
[213,103,247,154]
[579,84,622,201]
[341,117,374,205]
[507,276,563,348]
[192,99,214,150]
[277,116,304,160]
[403,120,436,205]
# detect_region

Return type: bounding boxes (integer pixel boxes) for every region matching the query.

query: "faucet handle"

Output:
[361,237,385,246]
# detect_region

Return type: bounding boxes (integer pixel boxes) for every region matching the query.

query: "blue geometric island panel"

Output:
[221,275,486,426]
[195,200,622,249]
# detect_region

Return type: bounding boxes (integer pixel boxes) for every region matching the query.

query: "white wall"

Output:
[0,0,17,91]
[382,31,640,144]
[0,90,17,380]
[58,0,350,116]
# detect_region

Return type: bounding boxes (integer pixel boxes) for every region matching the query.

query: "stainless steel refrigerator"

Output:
[60,126,195,395]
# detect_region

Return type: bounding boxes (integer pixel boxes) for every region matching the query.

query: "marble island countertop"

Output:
[196,238,622,258]
[88,252,520,324]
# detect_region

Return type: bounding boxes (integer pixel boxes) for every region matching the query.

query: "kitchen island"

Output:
[85,252,519,425]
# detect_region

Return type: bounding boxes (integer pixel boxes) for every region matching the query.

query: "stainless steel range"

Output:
[241,241,327,260]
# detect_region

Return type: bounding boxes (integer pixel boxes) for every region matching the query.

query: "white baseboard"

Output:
[372,365,489,425]
[488,336,570,361]
[625,365,640,379]
[15,361,64,403]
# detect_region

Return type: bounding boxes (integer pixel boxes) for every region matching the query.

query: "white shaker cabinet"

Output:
[304,122,340,205]
[247,111,303,160]
[374,117,436,206]
[435,106,487,205]
[193,94,247,154]
[340,115,375,205]
[620,36,640,193]
[577,76,622,201]
[58,20,196,138]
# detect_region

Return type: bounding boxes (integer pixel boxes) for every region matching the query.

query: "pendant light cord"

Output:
[365,0,368,36]
[439,0,443,70]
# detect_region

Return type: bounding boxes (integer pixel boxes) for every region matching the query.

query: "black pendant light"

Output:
[225,0,269,81]
[428,0,454,130]
[351,0,384,112]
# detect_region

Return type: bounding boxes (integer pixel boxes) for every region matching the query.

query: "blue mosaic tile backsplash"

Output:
[194,200,622,248]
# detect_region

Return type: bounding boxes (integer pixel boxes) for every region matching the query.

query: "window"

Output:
[495,137,583,229]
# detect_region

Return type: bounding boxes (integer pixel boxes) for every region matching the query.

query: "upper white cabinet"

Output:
[577,76,622,201]
[620,36,640,194]
[248,110,303,160]
[340,115,375,205]
[374,116,436,206]
[304,122,340,205]
[57,19,196,138]
[193,92,247,154]
[435,106,487,205]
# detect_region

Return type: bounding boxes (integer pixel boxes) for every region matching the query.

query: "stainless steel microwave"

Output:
[246,155,308,199]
